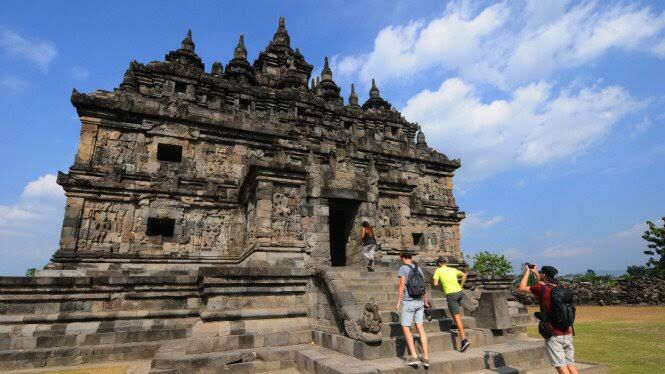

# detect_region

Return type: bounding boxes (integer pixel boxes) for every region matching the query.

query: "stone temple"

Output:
[0,19,606,373]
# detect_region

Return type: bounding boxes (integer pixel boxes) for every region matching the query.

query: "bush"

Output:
[470,251,512,277]
[626,265,651,278]
[25,268,36,277]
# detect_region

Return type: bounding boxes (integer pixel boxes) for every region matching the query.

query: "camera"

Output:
[525,263,535,269]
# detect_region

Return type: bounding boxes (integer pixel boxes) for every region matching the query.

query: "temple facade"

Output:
[52,18,464,271]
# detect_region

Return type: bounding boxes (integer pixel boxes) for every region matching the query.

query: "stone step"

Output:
[374,297,449,310]
[296,338,549,374]
[190,316,311,338]
[0,340,163,371]
[378,306,469,323]
[381,316,478,337]
[311,328,493,361]
[0,309,201,325]
[347,283,447,294]
[150,340,313,373]
[178,329,312,355]
[467,361,608,374]
[0,317,196,338]
[0,326,189,350]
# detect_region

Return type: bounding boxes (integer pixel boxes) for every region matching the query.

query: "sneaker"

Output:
[460,339,471,352]
[405,356,419,367]
[420,356,430,368]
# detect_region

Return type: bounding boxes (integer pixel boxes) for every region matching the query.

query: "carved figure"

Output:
[359,299,382,334]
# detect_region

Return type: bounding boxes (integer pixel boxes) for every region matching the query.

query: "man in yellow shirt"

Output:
[432,256,470,352]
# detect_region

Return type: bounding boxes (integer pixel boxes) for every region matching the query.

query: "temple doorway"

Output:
[328,199,360,266]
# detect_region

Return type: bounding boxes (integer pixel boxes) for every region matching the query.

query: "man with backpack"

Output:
[518,264,578,374]
[395,252,430,368]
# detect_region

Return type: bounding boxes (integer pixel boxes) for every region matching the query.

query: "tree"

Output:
[25,268,36,277]
[471,251,512,277]
[643,217,665,278]
[626,265,650,278]
[586,269,596,276]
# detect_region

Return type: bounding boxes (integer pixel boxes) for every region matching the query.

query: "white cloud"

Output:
[22,174,64,199]
[69,66,90,80]
[0,28,57,70]
[0,75,28,93]
[335,1,665,89]
[542,245,593,258]
[403,78,645,181]
[0,174,65,275]
[463,211,504,233]
[654,39,665,58]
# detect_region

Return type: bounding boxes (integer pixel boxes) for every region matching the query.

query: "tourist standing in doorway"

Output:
[432,256,470,352]
[360,221,377,271]
[518,265,578,374]
[396,252,430,367]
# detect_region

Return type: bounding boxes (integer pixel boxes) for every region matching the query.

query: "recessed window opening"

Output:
[146,218,175,237]
[174,81,187,94]
[391,126,399,137]
[344,121,353,131]
[239,98,252,111]
[412,233,424,246]
[157,143,183,162]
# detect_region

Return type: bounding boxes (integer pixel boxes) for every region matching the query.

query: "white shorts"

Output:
[546,335,575,367]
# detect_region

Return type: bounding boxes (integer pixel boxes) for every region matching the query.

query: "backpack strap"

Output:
[539,284,549,322]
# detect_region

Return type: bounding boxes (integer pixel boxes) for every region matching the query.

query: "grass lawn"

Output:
[527,306,665,374]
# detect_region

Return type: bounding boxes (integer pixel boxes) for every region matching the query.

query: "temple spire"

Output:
[234,34,248,60]
[271,16,291,48]
[348,83,359,107]
[362,78,391,110]
[369,79,380,98]
[181,29,195,52]
[321,56,333,81]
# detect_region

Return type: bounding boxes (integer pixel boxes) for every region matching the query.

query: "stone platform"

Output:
[0,264,607,373]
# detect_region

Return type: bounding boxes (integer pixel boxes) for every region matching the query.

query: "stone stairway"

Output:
[296,265,607,374]
[149,314,313,373]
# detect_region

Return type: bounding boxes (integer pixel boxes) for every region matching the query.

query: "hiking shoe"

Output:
[420,356,430,368]
[460,339,471,352]
[405,356,419,367]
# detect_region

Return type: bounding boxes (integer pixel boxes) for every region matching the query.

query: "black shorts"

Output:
[446,291,464,315]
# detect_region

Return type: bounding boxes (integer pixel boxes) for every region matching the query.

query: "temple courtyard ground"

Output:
[527,306,665,374]
[7,306,663,374]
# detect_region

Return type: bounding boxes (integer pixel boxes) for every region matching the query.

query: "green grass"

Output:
[527,306,665,374]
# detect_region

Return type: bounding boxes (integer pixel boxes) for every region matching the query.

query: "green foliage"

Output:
[574,272,617,286]
[25,268,36,277]
[643,217,665,278]
[626,265,651,278]
[470,251,512,277]
[586,269,596,276]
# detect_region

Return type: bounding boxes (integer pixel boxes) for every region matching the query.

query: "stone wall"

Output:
[512,277,665,306]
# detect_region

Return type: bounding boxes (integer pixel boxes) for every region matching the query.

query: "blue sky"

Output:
[1,0,664,276]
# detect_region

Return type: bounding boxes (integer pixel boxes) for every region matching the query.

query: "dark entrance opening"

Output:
[328,199,360,266]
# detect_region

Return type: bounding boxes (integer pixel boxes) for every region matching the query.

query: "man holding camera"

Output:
[518,264,578,374]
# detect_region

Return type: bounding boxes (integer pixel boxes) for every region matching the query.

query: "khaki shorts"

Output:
[546,335,575,367]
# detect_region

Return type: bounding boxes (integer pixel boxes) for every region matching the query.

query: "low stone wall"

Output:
[512,277,665,306]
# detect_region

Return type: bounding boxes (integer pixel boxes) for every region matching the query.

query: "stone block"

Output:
[471,291,513,330]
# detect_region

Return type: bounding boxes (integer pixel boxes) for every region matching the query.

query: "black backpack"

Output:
[406,264,426,299]
[542,284,576,331]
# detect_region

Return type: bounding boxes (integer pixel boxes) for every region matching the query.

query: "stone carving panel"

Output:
[91,129,141,172]
[182,208,242,255]
[78,201,135,253]
[271,186,303,242]
[416,175,450,206]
